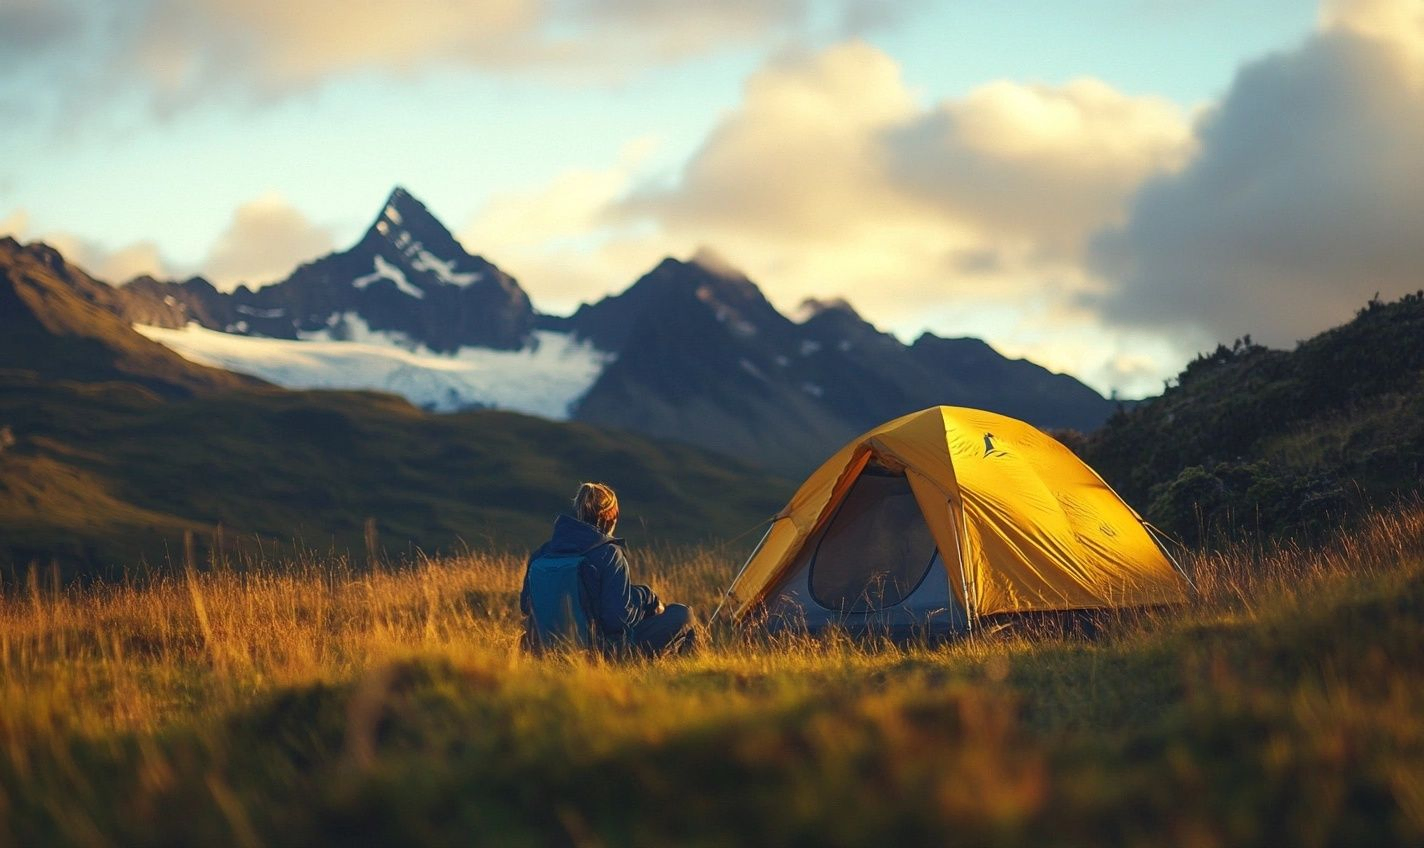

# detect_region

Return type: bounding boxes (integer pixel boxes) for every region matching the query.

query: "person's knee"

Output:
[664,603,693,630]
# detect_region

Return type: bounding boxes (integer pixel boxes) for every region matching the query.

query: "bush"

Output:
[1147,461,1352,545]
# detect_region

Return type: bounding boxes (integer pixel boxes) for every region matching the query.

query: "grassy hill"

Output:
[1,506,1421,845]
[1079,292,1424,542]
[0,374,791,577]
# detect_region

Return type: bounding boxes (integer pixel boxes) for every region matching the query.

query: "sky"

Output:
[3,0,1422,398]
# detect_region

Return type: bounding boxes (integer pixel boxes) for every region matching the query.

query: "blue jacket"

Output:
[520,514,658,644]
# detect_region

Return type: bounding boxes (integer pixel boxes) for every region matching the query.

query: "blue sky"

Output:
[3,0,1421,397]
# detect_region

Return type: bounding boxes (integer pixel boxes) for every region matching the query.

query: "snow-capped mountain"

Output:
[110,188,1116,471]
[118,188,594,416]
[123,187,534,351]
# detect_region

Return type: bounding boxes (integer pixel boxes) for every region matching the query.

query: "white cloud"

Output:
[459,41,1198,395]
[0,209,29,239]
[8,0,920,118]
[460,138,666,310]
[1091,0,1424,346]
[5,195,331,291]
[885,78,1195,254]
[39,232,171,284]
[126,0,541,111]
[4,206,172,282]
[200,193,335,290]
[618,41,1193,309]
[1322,0,1424,68]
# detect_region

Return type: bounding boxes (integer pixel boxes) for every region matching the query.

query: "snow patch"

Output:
[384,204,402,225]
[801,382,824,397]
[235,305,286,319]
[352,254,425,299]
[412,248,483,286]
[135,322,611,420]
[298,311,422,351]
[799,340,821,356]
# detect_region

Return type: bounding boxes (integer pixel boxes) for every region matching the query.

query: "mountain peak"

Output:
[371,185,443,237]
[688,246,748,281]
[793,296,861,323]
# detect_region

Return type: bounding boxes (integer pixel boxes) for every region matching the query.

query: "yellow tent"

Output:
[725,406,1188,636]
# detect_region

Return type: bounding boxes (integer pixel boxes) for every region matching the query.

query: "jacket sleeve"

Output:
[630,583,659,613]
[519,548,540,617]
[587,545,649,638]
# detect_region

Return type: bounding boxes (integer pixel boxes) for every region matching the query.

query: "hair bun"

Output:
[574,482,619,532]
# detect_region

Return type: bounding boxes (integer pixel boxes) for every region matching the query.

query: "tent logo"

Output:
[982,433,1008,458]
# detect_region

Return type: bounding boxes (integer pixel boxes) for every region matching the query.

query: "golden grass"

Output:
[3,507,1422,737]
[2,507,1423,845]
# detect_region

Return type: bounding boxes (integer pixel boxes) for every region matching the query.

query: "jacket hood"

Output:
[544,513,623,556]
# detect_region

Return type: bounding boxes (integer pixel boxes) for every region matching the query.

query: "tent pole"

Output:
[709,519,776,627]
[1145,521,1198,595]
[949,496,975,638]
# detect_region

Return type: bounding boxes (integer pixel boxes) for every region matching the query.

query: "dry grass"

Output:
[2,508,1423,846]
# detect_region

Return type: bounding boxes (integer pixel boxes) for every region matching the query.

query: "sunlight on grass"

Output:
[2,507,1423,845]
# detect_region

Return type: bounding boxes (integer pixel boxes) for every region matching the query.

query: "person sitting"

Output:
[520,482,696,657]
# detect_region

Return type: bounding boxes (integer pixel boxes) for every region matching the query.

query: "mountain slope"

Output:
[0,237,256,396]
[1079,292,1424,540]
[566,253,1116,471]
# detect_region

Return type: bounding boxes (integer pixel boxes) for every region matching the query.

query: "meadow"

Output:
[3,506,1424,846]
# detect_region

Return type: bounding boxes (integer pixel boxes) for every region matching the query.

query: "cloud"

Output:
[125,0,541,111]
[4,206,171,282]
[5,196,330,291]
[0,1,79,70]
[1090,0,1424,345]
[615,41,1192,330]
[460,138,669,310]
[885,78,1194,255]
[39,233,172,284]
[622,42,1192,274]
[622,42,921,240]
[1322,0,1424,67]
[7,0,918,118]
[0,209,29,239]
[464,41,1196,395]
[200,194,335,290]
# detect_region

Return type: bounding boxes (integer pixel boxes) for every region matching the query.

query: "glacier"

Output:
[135,320,611,420]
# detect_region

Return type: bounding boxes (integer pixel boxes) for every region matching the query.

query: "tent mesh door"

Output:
[808,467,938,612]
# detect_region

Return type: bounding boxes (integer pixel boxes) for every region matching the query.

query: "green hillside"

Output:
[0,374,791,577]
[1080,292,1424,541]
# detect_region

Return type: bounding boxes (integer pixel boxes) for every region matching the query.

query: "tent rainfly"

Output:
[724,406,1189,638]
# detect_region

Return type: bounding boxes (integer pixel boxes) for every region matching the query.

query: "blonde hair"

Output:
[573,482,619,533]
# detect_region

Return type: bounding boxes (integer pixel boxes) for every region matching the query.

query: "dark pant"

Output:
[629,604,697,657]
